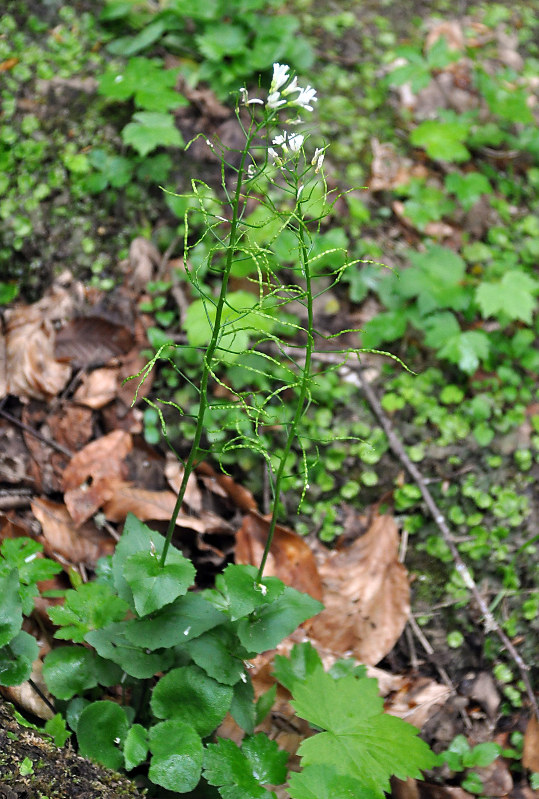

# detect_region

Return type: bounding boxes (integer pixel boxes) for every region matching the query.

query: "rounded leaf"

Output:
[151,665,233,737]
[149,720,203,792]
[42,646,97,700]
[0,631,38,686]
[77,701,130,771]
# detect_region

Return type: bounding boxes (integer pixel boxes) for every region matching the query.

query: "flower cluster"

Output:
[240,63,318,114]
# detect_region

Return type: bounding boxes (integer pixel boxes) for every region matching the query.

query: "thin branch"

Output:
[0,407,73,458]
[356,367,539,721]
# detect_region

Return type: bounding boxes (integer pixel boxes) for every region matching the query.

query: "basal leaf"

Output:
[237,587,323,654]
[411,120,470,162]
[124,723,149,771]
[0,569,22,647]
[42,646,98,700]
[124,593,225,650]
[230,674,256,735]
[0,631,39,686]
[186,624,249,685]
[48,582,129,642]
[151,665,233,736]
[86,622,174,679]
[149,720,203,792]
[291,666,437,798]
[215,564,284,621]
[123,548,195,616]
[77,701,130,771]
[438,330,490,374]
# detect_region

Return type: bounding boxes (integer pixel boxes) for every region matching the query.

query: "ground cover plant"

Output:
[0,0,538,797]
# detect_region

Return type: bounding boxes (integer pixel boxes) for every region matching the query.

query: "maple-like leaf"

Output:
[290,666,437,799]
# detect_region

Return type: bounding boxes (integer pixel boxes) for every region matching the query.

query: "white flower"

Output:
[266,91,286,109]
[293,85,317,111]
[288,133,304,152]
[312,147,325,172]
[267,147,279,163]
[272,134,287,147]
[282,76,300,96]
[240,86,263,105]
[297,183,304,199]
[247,163,256,177]
[270,63,290,94]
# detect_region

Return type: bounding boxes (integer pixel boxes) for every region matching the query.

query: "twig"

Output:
[0,407,73,458]
[356,367,539,720]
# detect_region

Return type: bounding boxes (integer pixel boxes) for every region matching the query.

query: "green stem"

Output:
[256,204,314,582]
[161,124,261,565]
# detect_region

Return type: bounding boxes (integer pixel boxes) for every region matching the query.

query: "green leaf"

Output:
[255,684,277,726]
[151,665,233,737]
[124,593,225,650]
[361,311,407,349]
[102,57,184,111]
[411,120,470,162]
[0,282,19,304]
[77,701,129,771]
[44,714,71,747]
[230,675,256,735]
[196,24,247,61]
[124,723,149,770]
[148,720,203,792]
[237,587,323,654]
[0,569,23,647]
[463,742,501,768]
[85,622,174,679]
[291,666,437,797]
[273,642,323,693]
[420,312,460,349]
[400,246,468,315]
[122,112,183,156]
[0,631,39,686]
[203,734,287,799]
[42,646,98,700]
[289,765,378,799]
[48,582,129,642]
[107,20,167,57]
[438,330,490,374]
[123,548,195,617]
[187,624,249,685]
[445,172,492,210]
[112,513,192,611]
[476,270,539,324]
[215,564,284,621]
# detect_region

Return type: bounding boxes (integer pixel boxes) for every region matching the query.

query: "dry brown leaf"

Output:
[388,676,451,729]
[31,497,114,566]
[73,367,119,409]
[102,480,207,532]
[522,713,539,773]
[309,514,410,665]
[128,237,162,294]
[235,511,323,602]
[391,777,420,799]
[370,138,428,192]
[165,455,203,512]
[197,461,258,513]
[62,430,132,526]
[425,20,465,53]
[55,316,134,369]
[1,304,71,401]
[474,759,513,797]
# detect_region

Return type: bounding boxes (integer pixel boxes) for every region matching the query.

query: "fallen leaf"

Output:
[391,777,420,799]
[55,316,134,369]
[165,455,203,512]
[522,713,539,772]
[73,367,119,409]
[196,461,257,513]
[388,676,451,729]
[309,514,410,664]
[102,480,207,532]
[474,758,513,797]
[235,511,323,602]
[31,497,114,566]
[128,236,161,294]
[62,430,132,526]
[417,786,473,799]
[1,304,71,401]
